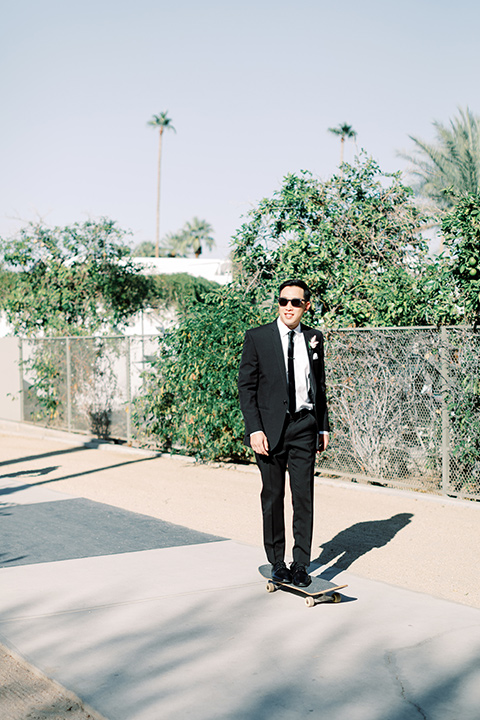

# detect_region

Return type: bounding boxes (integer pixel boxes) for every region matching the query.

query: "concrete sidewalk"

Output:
[1,426,480,719]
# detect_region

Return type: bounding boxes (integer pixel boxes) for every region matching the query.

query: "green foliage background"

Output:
[231,157,449,327]
[3,157,480,467]
[132,157,480,462]
[132,287,268,461]
[442,192,480,323]
[0,219,150,336]
[149,273,219,311]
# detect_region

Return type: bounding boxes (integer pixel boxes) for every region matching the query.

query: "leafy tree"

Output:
[132,157,480,463]
[148,111,176,257]
[328,123,357,165]
[132,162,480,466]
[400,107,480,209]
[441,192,480,323]
[427,196,480,487]
[232,156,437,327]
[0,264,15,307]
[0,219,152,335]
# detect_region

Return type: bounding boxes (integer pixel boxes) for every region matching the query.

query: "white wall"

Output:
[0,337,22,420]
[130,257,232,284]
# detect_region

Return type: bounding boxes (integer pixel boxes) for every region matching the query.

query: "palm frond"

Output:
[399,107,480,208]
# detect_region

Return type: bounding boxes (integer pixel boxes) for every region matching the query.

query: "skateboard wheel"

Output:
[331,592,341,603]
[266,581,276,593]
[305,596,315,608]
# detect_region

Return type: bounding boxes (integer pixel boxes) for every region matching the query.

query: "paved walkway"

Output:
[1,424,480,719]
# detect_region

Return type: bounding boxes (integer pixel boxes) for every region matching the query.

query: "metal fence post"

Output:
[18,339,24,422]
[440,326,450,495]
[126,336,132,444]
[66,337,72,432]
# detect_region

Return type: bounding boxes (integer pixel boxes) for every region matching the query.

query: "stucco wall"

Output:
[0,338,22,421]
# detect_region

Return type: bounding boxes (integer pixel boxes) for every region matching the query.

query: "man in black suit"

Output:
[238,279,330,587]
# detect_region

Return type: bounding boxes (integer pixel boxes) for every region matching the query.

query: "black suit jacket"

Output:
[238,320,330,451]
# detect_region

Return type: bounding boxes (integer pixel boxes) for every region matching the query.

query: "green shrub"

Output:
[132,286,268,461]
[149,273,219,311]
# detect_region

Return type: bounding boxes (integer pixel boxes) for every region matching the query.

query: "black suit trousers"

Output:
[255,411,318,567]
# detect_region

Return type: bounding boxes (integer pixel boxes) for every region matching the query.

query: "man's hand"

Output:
[250,431,269,456]
[317,432,329,453]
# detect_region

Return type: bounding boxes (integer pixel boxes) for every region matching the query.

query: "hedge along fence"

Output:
[14,326,480,500]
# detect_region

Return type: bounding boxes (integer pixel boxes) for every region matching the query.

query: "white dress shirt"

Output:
[276,317,312,413]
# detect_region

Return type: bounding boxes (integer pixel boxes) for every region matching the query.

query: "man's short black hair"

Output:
[278,279,311,303]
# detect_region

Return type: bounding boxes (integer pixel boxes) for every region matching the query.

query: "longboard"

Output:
[259,564,347,607]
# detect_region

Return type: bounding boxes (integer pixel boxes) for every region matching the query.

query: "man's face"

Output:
[278,285,311,329]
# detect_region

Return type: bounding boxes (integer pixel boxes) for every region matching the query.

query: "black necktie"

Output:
[288,330,296,414]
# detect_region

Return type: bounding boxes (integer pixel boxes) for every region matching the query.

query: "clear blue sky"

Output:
[1,0,479,257]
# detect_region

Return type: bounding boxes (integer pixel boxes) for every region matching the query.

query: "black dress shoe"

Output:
[271,561,292,583]
[291,563,312,587]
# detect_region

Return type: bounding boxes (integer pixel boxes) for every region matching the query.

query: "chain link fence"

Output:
[319,326,480,500]
[17,327,480,500]
[20,335,158,442]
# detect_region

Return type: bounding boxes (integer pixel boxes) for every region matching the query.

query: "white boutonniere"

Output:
[309,336,319,350]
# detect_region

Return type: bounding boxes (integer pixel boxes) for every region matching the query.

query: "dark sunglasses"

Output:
[278,297,305,307]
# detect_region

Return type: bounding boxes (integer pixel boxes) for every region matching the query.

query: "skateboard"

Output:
[258,564,347,607]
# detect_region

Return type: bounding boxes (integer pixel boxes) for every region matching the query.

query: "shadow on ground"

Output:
[0,442,104,469]
[311,513,414,579]
[0,457,157,497]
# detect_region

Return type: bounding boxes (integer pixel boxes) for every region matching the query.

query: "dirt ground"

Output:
[0,643,107,720]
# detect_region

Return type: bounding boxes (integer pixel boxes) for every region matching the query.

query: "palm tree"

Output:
[328,123,357,165]
[160,218,215,258]
[183,217,215,258]
[148,112,176,257]
[132,240,157,257]
[161,230,189,257]
[399,107,480,209]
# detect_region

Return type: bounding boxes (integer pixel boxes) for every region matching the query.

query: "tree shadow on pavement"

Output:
[0,467,59,480]
[311,513,414,579]
[0,442,105,469]
[0,457,157,496]
[2,563,478,720]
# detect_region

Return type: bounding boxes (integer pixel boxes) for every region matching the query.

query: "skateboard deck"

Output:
[259,564,347,607]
